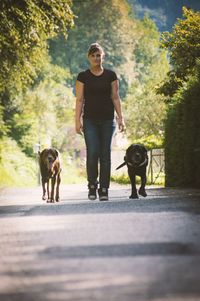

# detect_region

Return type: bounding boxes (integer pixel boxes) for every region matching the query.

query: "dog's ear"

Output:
[144,147,148,155]
[140,145,147,153]
[53,149,59,158]
[139,145,148,161]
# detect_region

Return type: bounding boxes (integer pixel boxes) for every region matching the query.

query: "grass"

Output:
[111,172,165,186]
[0,139,165,188]
[60,161,86,184]
[0,138,86,188]
[0,138,37,188]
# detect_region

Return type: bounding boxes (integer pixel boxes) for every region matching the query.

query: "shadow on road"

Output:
[0,187,200,218]
[40,242,200,259]
[0,185,200,219]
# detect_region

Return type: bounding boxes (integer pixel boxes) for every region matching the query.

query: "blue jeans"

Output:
[83,118,116,188]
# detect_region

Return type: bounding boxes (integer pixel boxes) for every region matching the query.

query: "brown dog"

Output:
[38,148,61,203]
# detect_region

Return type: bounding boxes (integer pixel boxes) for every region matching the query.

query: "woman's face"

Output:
[88,50,104,67]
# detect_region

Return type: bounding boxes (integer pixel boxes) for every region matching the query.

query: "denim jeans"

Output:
[83,118,116,188]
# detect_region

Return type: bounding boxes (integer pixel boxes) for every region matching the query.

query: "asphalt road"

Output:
[0,184,200,301]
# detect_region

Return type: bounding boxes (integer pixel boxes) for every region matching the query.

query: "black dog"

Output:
[116,144,148,199]
[38,148,61,203]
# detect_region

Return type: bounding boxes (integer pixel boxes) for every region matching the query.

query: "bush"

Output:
[165,69,200,187]
[0,137,37,187]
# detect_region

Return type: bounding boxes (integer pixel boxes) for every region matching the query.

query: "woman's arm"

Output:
[75,80,84,135]
[111,79,126,132]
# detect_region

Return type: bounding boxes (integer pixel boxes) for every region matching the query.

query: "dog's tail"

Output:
[116,161,127,170]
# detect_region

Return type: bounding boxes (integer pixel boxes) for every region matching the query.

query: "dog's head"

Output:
[125,144,148,167]
[39,148,59,171]
[116,144,148,170]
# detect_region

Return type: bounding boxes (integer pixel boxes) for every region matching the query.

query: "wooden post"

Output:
[150,150,153,184]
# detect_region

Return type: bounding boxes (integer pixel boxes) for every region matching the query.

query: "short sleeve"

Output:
[111,71,118,82]
[77,71,85,84]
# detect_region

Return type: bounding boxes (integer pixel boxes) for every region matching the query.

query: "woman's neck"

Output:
[90,65,104,75]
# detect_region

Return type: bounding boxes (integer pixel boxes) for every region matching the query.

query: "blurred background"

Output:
[0,0,200,188]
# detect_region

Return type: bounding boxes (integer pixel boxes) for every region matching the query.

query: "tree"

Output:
[159,7,200,187]
[0,0,74,154]
[0,0,74,94]
[124,16,169,146]
[49,0,138,98]
[158,7,200,97]
[165,63,200,187]
[10,61,74,156]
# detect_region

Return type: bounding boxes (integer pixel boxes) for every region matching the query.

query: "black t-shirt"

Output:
[77,68,117,120]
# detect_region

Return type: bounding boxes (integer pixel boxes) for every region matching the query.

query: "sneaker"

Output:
[88,185,97,200]
[98,188,108,201]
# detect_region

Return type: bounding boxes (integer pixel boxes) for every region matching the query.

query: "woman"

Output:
[75,42,125,201]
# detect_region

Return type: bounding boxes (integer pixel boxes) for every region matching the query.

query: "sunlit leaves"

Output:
[49,0,138,98]
[159,7,200,96]
[0,0,74,94]
[15,61,74,156]
[124,15,169,145]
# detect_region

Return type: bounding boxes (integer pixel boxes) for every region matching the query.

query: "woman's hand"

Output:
[75,80,84,135]
[111,80,125,132]
[76,119,83,135]
[116,116,126,132]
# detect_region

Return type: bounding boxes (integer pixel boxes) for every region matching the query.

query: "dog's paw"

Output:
[138,188,147,197]
[46,198,55,203]
[42,195,47,200]
[129,194,139,199]
[56,198,60,202]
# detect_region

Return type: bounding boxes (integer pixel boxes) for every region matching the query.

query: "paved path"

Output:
[0,184,200,301]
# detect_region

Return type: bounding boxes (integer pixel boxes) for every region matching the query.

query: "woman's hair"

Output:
[87,42,105,56]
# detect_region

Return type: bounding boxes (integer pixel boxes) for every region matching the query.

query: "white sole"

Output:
[99,197,108,201]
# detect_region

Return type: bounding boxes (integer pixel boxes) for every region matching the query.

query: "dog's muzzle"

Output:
[132,152,142,164]
[46,156,55,170]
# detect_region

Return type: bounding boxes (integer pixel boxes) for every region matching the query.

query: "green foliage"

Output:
[0,0,75,173]
[49,0,138,98]
[160,7,200,187]
[134,15,161,82]
[159,7,200,97]
[61,159,86,184]
[0,105,8,138]
[111,171,165,186]
[49,1,169,149]
[0,0,173,188]
[0,137,86,187]
[15,61,75,156]
[124,84,166,145]
[111,173,132,185]
[0,137,37,187]
[165,64,200,187]
[134,135,164,149]
[111,172,155,185]
[124,16,169,145]
[0,0,74,94]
